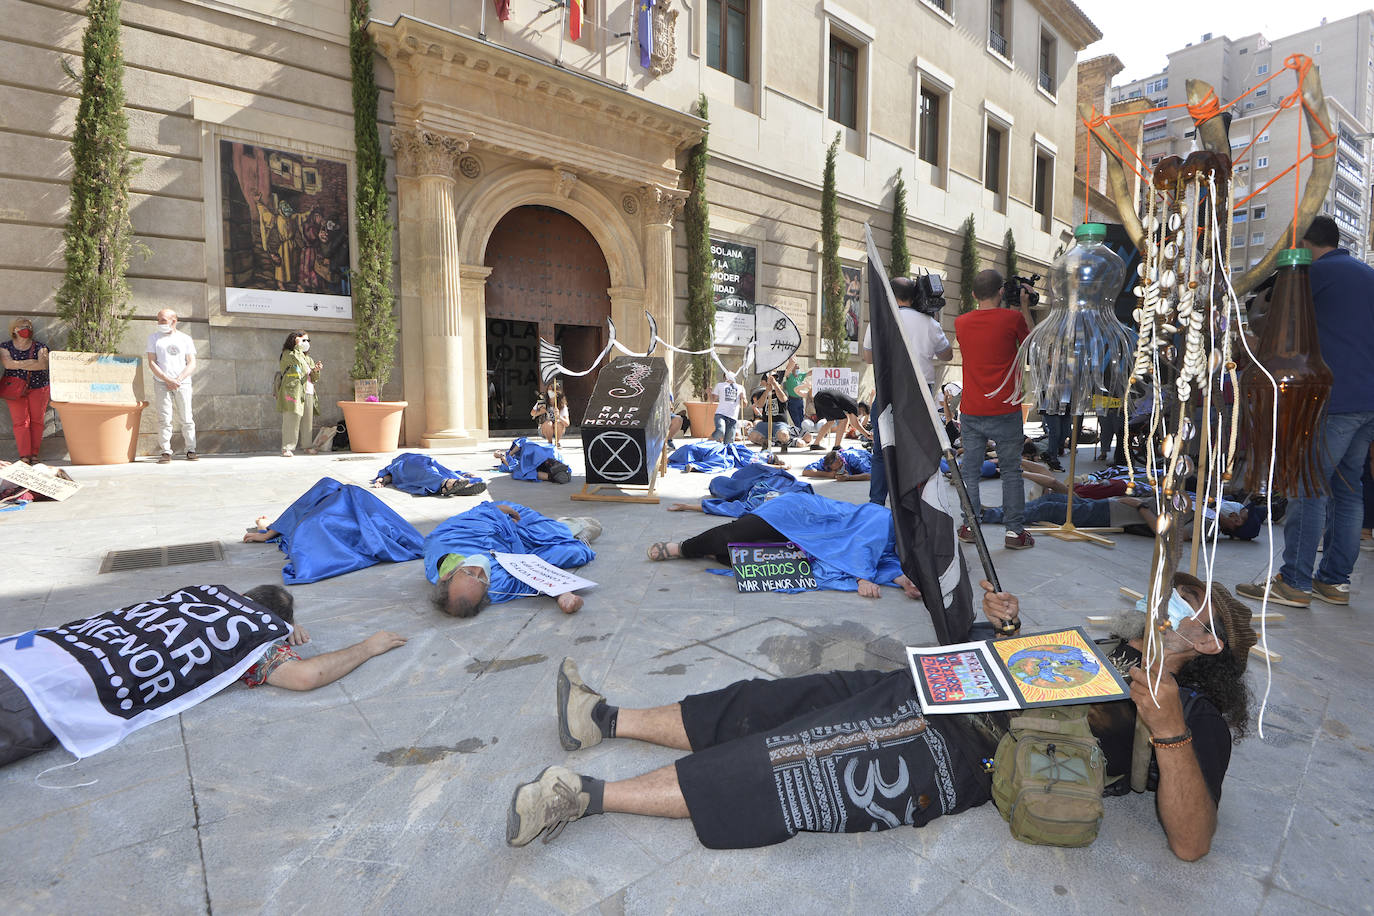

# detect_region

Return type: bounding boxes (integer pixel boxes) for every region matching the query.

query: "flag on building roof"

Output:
[568,0,583,40]
[865,224,974,644]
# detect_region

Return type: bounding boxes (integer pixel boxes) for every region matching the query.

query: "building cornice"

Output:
[1028,0,1102,51]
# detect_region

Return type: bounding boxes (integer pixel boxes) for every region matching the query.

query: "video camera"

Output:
[897,270,947,317]
[1003,274,1042,309]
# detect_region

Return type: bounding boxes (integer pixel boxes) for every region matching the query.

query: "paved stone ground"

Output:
[0,438,1369,914]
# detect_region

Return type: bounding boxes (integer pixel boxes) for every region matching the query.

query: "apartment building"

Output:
[1,0,1099,452]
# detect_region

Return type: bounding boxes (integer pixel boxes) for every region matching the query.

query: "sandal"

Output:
[646,541,678,561]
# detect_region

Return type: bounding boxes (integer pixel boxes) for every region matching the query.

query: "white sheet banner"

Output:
[493,553,598,596]
[0,585,291,758]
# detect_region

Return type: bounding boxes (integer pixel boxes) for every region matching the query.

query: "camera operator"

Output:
[862,274,953,506]
[953,269,1038,550]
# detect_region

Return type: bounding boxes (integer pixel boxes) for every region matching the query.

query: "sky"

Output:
[1077,0,1374,83]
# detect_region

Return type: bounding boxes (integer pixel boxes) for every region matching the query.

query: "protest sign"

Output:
[811,367,858,400]
[728,542,818,593]
[494,553,597,596]
[0,585,291,758]
[0,463,81,501]
[47,351,144,405]
[353,379,380,402]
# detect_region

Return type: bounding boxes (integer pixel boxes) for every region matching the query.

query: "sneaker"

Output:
[281,448,294,458]
[1005,530,1035,550]
[506,765,590,847]
[1045,456,1064,472]
[157,452,172,464]
[1312,580,1350,606]
[809,443,824,451]
[556,517,602,545]
[185,450,198,461]
[450,480,487,497]
[557,657,606,751]
[549,463,572,484]
[957,525,976,544]
[1361,536,1374,552]
[1235,574,1311,608]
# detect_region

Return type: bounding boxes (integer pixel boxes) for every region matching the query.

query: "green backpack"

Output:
[990,706,1105,847]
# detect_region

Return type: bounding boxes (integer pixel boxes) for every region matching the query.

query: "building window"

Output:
[1256,87,1268,98]
[707,0,750,82]
[828,36,859,129]
[1233,233,1245,247]
[1233,211,1248,224]
[988,0,1009,57]
[985,122,1006,194]
[923,0,951,13]
[1252,205,1266,220]
[1033,149,1053,231]
[919,87,943,164]
[1256,156,1268,168]
[1252,232,1264,245]
[1257,131,1269,143]
[1257,63,1269,75]
[1039,31,1057,94]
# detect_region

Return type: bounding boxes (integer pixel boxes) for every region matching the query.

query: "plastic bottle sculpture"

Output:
[1240,247,1332,496]
[1018,223,1132,420]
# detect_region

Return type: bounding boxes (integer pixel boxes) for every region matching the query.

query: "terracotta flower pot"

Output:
[337,400,408,453]
[684,400,716,439]
[53,401,147,465]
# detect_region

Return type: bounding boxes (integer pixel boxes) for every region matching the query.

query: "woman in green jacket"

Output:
[276,330,322,457]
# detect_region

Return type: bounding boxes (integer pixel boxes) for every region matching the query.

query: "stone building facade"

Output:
[1,0,1099,455]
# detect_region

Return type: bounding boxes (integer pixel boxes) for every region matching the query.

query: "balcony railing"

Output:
[1039,70,1054,94]
[1338,134,1364,158]
[989,31,1008,58]
[1337,162,1366,187]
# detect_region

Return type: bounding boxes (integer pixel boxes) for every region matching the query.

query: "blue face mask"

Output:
[463,554,492,579]
[1135,589,1195,629]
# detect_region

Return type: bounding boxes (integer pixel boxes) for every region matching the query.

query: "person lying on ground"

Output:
[424,501,600,617]
[665,464,813,517]
[802,447,872,481]
[242,477,425,583]
[667,440,784,474]
[0,584,407,769]
[371,452,487,497]
[646,491,921,599]
[495,437,574,484]
[505,572,1255,861]
[977,489,1263,540]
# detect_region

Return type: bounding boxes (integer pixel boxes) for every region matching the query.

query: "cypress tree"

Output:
[958,214,980,313]
[890,169,910,279]
[1003,228,1018,282]
[821,134,845,367]
[56,0,140,354]
[349,0,397,385]
[683,95,714,397]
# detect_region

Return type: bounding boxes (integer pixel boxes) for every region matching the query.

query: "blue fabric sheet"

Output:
[668,441,766,473]
[806,447,873,475]
[701,464,814,518]
[376,453,483,496]
[749,492,903,592]
[939,457,997,478]
[422,501,595,604]
[498,437,563,482]
[266,478,425,584]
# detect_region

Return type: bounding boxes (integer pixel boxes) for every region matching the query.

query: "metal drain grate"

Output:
[100,541,225,574]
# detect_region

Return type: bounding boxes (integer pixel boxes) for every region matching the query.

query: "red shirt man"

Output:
[954,287,1031,417]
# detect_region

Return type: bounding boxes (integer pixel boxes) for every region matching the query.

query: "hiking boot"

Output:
[186,450,198,461]
[1235,574,1310,608]
[1004,530,1036,550]
[450,480,487,497]
[549,463,572,484]
[957,525,976,544]
[557,657,605,751]
[1312,579,1350,606]
[157,452,172,464]
[506,765,590,847]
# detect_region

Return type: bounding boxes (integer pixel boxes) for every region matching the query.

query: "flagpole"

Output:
[480,0,487,39]
[622,6,633,88]
[558,0,566,65]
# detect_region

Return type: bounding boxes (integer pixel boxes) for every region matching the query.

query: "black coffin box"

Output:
[580,356,670,487]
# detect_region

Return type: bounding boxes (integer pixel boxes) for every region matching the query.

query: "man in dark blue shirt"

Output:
[1239,216,1374,608]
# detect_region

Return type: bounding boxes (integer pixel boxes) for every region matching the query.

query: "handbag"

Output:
[0,376,26,400]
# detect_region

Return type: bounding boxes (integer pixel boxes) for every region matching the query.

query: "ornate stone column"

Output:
[393,126,473,445]
[639,184,688,371]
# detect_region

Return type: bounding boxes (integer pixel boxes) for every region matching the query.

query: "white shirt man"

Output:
[710,375,746,443]
[146,308,198,462]
[861,307,952,385]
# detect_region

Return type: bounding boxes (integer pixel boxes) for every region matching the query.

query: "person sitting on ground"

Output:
[530,380,571,444]
[666,464,813,517]
[0,584,407,769]
[424,501,600,617]
[372,452,487,497]
[496,436,574,484]
[647,491,922,599]
[802,447,872,481]
[242,477,425,584]
[744,379,810,452]
[505,573,1255,861]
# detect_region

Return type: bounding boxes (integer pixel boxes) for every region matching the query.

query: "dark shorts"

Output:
[0,670,55,767]
[674,669,995,848]
[814,391,860,421]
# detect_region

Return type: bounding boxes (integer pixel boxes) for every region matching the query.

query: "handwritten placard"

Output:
[493,552,597,596]
[47,351,144,405]
[728,542,818,593]
[811,367,858,400]
[0,463,81,501]
[353,379,380,402]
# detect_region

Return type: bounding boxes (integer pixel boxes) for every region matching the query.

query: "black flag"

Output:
[865,225,974,644]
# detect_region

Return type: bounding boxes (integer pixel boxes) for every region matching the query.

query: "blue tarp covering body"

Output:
[422,501,595,603]
[376,453,483,495]
[667,441,766,473]
[265,478,425,584]
[748,492,903,592]
[805,447,873,475]
[940,457,997,478]
[498,437,562,481]
[701,465,814,517]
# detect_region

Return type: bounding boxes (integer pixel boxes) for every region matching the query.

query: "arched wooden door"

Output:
[483,205,611,431]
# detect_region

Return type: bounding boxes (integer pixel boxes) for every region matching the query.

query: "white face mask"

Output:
[158,323,174,334]
[1134,589,1197,630]
[463,555,492,579]
[299,340,311,353]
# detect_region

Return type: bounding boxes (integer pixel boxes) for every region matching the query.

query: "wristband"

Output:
[1149,728,1192,749]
